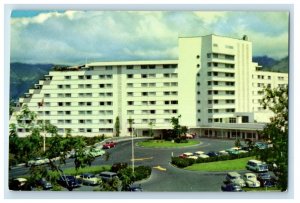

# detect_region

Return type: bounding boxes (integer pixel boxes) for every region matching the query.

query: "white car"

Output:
[198,154,210,159]
[243,173,261,188]
[76,173,102,186]
[27,157,50,167]
[193,151,205,157]
[89,148,106,157]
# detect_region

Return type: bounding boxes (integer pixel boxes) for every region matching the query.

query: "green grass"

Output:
[137,140,200,148]
[184,157,255,171]
[48,165,111,177]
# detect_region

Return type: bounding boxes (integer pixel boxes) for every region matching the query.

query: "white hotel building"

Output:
[10,34,288,140]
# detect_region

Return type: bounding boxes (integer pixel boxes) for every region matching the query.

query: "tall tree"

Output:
[259,86,288,191]
[148,121,155,137]
[115,116,120,137]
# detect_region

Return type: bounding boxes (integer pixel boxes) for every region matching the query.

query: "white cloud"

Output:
[10,11,289,65]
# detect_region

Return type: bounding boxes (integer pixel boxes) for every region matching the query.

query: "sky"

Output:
[10,10,289,65]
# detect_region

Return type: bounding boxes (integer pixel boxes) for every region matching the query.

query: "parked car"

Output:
[243,173,260,188]
[103,141,117,149]
[198,154,210,159]
[99,171,118,182]
[246,160,268,172]
[89,148,105,157]
[57,175,81,191]
[193,151,205,157]
[255,142,268,150]
[126,184,143,192]
[179,152,193,158]
[206,151,219,157]
[225,172,246,187]
[27,157,50,167]
[76,173,101,186]
[219,150,229,156]
[221,183,244,192]
[225,147,248,155]
[257,173,276,187]
[9,178,32,191]
[36,178,53,190]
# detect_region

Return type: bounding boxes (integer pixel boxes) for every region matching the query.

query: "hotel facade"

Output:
[10,34,288,140]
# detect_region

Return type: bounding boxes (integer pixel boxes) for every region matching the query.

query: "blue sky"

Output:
[10,10,289,65]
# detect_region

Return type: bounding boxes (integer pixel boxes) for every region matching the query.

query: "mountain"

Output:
[253,56,288,73]
[10,63,54,101]
[252,56,278,68]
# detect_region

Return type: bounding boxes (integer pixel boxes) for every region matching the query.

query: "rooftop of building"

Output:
[178,33,251,42]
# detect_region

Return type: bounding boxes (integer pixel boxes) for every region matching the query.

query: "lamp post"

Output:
[128,118,134,175]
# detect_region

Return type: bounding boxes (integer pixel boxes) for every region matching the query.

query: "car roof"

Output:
[100,171,117,175]
[227,172,241,177]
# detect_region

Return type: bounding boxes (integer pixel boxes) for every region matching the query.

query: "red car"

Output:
[102,141,117,149]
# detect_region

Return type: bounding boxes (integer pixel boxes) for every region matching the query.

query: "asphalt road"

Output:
[9,138,240,191]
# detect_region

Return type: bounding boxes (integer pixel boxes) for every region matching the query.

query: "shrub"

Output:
[111,162,128,173]
[171,157,195,168]
[134,166,151,181]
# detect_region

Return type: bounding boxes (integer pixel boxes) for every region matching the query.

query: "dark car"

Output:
[37,178,53,190]
[57,175,81,191]
[9,178,32,191]
[206,151,219,157]
[257,173,276,187]
[126,184,143,192]
[221,183,244,192]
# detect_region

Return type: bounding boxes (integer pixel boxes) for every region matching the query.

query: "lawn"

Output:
[137,139,200,148]
[48,165,111,177]
[184,157,255,171]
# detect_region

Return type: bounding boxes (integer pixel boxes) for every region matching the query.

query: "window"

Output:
[105,66,112,70]
[44,93,50,98]
[229,118,236,123]
[87,102,92,106]
[127,110,134,115]
[126,65,134,69]
[165,101,170,105]
[149,74,156,78]
[86,84,92,88]
[149,83,156,87]
[171,82,178,86]
[141,74,147,78]
[127,74,133,78]
[58,93,64,97]
[141,83,147,87]
[86,129,92,133]
[127,92,133,96]
[65,111,71,115]
[58,102,63,106]
[141,65,147,69]
[149,65,155,69]
[164,73,170,78]
[79,111,85,115]
[58,85,63,89]
[65,93,72,97]
[58,111,64,115]
[106,84,112,88]
[207,53,211,58]
[65,76,71,79]
[128,101,134,105]
[196,55,200,59]
[142,92,148,96]
[208,109,212,113]
[86,75,91,79]
[149,101,156,105]
[268,76,271,80]
[78,76,84,79]
[106,75,112,79]
[127,83,133,87]
[150,110,156,114]
[65,120,72,124]
[99,84,105,88]
[171,100,178,104]
[65,102,71,106]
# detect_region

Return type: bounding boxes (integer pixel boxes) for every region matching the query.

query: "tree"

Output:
[259,86,288,191]
[148,121,155,137]
[115,116,120,137]
[170,115,181,139]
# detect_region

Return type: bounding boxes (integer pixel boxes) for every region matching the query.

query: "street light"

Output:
[128,118,134,175]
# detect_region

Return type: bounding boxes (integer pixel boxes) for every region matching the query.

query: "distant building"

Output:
[10,34,288,140]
